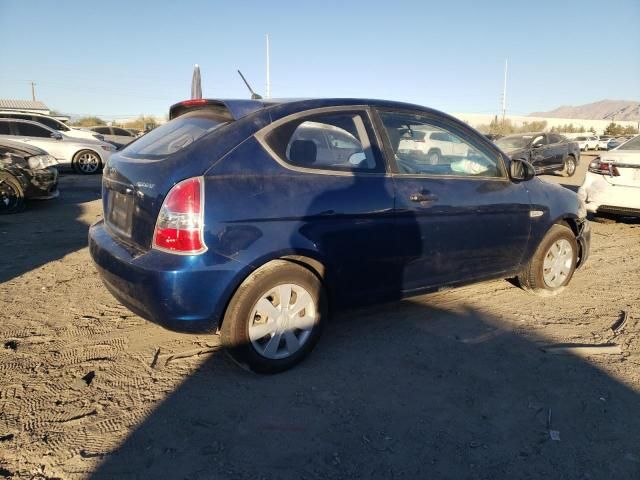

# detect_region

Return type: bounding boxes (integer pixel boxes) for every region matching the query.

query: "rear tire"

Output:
[562,155,577,177]
[427,149,441,165]
[72,150,102,175]
[220,260,327,374]
[518,224,578,296]
[0,172,24,214]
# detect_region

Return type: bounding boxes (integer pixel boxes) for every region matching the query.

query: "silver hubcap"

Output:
[566,159,575,175]
[77,152,100,173]
[248,284,316,360]
[543,239,573,288]
[429,152,439,164]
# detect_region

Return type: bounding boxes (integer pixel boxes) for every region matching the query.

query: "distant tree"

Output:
[604,122,627,136]
[71,116,106,127]
[589,126,596,134]
[623,125,639,135]
[122,115,158,132]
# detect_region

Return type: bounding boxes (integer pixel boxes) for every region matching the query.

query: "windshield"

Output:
[617,135,640,151]
[122,111,229,160]
[496,135,532,149]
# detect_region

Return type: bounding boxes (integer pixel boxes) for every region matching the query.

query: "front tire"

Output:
[220,260,327,374]
[72,150,102,175]
[518,224,578,296]
[562,155,577,177]
[0,172,24,214]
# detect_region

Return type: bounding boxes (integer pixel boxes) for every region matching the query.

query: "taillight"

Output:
[152,177,207,254]
[588,158,620,176]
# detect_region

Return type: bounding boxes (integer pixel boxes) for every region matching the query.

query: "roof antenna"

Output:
[237,70,263,100]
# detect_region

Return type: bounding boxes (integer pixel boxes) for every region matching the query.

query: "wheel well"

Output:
[216,255,329,331]
[558,217,578,237]
[73,149,102,162]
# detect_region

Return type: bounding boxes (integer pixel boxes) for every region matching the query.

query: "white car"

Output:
[0,110,102,142]
[0,118,114,174]
[578,135,640,218]
[398,128,469,164]
[575,136,599,151]
[597,135,613,150]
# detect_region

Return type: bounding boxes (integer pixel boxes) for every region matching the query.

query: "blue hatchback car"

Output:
[89,98,590,373]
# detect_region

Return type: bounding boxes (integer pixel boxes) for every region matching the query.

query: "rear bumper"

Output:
[579,172,640,215]
[88,220,250,332]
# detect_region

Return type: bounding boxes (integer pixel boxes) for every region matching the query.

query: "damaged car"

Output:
[496,132,580,177]
[0,139,59,214]
[89,98,590,373]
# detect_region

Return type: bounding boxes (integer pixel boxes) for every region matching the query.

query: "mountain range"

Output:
[530,100,640,121]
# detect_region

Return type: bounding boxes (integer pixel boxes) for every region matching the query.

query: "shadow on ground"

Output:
[91,300,640,479]
[0,174,101,283]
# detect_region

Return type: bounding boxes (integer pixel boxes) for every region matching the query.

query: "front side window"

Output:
[16,122,51,138]
[37,116,68,131]
[0,122,11,135]
[263,111,382,172]
[113,128,132,136]
[379,111,502,177]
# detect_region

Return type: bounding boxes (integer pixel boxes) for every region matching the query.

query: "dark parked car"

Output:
[496,132,580,177]
[0,139,59,213]
[89,98,591,373]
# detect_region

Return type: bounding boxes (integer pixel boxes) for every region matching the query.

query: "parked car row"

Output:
[574,135,633,151]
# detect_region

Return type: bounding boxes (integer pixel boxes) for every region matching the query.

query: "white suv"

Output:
[0,111,102,142]
[575,136,598,151]
[398,129,469,164]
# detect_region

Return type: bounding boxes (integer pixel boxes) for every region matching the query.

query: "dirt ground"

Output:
[1,153,639,479]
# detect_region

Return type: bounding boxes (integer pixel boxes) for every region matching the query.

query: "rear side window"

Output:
[37,116,68,131]
[122,111,229,160]
[263,111,383,173]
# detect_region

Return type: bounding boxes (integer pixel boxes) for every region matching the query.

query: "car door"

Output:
[529,134,552,170]
[546,134,566,168]
[13,122,67,160]
[375,108,532,293]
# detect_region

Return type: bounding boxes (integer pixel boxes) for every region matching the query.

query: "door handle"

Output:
[409,192,438,203]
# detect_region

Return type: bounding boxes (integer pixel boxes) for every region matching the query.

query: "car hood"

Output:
[0,139,47,157]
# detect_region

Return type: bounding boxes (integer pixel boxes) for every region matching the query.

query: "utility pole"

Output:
[501,59,508,126]
[265,33,271,99]
[31,81,36,101]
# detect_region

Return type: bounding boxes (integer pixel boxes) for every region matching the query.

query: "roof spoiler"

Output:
[169,99,265,121]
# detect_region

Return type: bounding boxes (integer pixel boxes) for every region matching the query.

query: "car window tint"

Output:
[548,134,563,143]
[379,111,501,178]
[122,111,229,160]
[16,122,51,138]
[95,127,110,134]
[113,128,131,136]
[0,122,11,135]
[618,135,640,150]
[265,112,382,173]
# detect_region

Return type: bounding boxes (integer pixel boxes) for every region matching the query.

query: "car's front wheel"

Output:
[517,224,578,296]
[563,155,577,177]
[73,150,102,175]
[0,172,24,214]
[220,260,327,374]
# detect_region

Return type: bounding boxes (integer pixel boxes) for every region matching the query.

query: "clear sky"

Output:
[1,0,638,119]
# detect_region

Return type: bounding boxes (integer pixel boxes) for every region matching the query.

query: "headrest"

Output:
[289,140,317,166]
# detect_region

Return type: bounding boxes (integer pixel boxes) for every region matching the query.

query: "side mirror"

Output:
[510,158,536,181]
[348,152,367,166]
[532,142,543,148]
[51,132,63,140]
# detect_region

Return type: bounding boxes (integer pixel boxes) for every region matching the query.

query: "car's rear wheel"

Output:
[518,224,578,296]
[73,150,102,175]
[427,149,440,165]
[220,260,327,374]
[0,173,24,214]
[563,155,577,177]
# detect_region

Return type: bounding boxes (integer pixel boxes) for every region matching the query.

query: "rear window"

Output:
[121,111,229,160]
[618,135,640,151]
